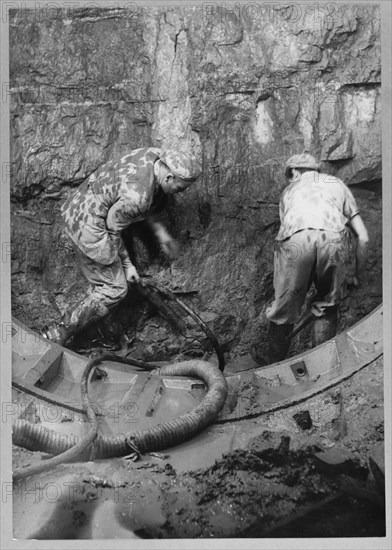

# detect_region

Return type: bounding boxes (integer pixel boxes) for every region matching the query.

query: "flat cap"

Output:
[284,153,320,178]
[160,150,202,182]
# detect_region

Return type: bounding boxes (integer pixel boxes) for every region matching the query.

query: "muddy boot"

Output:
[268,322,294,363]
[251,322,294,366]
[250,343,269,366]
[42,299,110,346]
[312,308,338,347]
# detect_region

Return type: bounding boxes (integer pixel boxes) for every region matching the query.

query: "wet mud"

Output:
[12,356,384,539]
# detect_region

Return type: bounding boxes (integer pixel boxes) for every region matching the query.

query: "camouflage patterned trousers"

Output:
[266,229,350,324]
[75,247,128,308]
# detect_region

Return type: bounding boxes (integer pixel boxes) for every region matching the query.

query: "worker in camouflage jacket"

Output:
[43,147,201,346]
[251,153,369,365]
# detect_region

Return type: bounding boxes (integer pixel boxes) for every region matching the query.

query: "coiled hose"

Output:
[13,350,106,481]
[13,356,228,481]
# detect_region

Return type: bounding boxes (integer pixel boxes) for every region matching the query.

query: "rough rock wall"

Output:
[10,4,382,358]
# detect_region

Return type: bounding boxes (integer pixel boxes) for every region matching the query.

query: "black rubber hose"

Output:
[12,358,228,474]
[88,353,161,372]
[13,353,156,480]
[12,281,226,479]
[13,352,103,482]
[139,279,226,372]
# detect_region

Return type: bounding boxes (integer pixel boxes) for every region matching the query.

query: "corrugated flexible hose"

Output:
[13,355,228,481]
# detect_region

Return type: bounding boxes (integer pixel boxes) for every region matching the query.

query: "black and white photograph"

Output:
[1,0,390,545]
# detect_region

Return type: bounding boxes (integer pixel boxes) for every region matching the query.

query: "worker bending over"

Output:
[251,153,369,365]
[43,147,201,346]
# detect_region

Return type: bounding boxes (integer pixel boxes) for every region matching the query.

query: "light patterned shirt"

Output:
[61,147,162,265]
[276,171,360,241]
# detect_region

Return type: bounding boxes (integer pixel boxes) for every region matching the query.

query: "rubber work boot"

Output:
[250,322,294,366]
[42,299,110,346]
[250,343,269,366]
[312,308,338,347]
[268,322,294,364]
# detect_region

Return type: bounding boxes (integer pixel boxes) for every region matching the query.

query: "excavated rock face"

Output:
[9,5,382,357]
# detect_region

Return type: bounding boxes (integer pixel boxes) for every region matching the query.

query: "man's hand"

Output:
[159,237,179,260]
[348,215,369,288]
[124,264,140,284]
[347,274,359,288]
[149,220,179,260]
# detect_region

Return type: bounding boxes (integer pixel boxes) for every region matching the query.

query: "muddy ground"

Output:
[8,4,384,541]
[11,186,384,540]
[12,354,385,540]
[11,184,382,365]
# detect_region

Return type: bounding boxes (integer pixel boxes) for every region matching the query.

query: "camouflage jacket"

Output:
[61,147,162,265]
